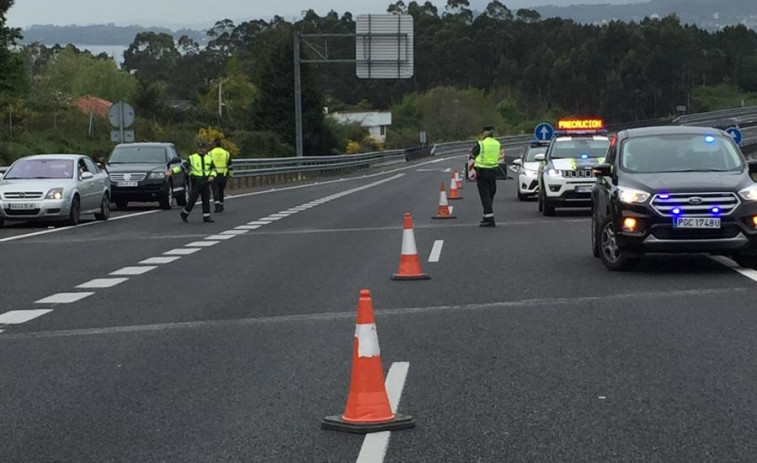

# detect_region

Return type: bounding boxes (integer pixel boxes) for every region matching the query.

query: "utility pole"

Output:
[294,32,304,158]
[218,78,223,118]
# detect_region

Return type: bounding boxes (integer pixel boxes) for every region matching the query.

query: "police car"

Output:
[511,140,549,201]
[537,119,611,216]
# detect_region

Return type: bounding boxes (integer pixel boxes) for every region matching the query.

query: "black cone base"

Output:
[322,414,415,434]
[431,215,457,220]
[391,274,431,281]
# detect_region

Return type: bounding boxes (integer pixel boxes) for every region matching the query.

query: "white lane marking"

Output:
[185,241,220,247]
[36,292,95,304]
[76,278,129,289]
[710,256,757,282]
[205,235,236,240]
[271,213,291,218]
[282,209,301,214]
[356,362,411,463]
[221,230,249,235]
[164,248,202,256]
[0,210,160,243]
[139,256,182,265]
[247,221,271,226]
[0,309,54,324]
[110,266,157,276]
[235,225,261,230]
[261,216,283,221]
[429,240,444,263]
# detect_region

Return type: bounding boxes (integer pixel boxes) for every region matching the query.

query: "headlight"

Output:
[523,168,539,177]
[739,185,757,201]
[619,186,650,204]
[546,168,561,177]
[45,188,64,200]
[149,172,166,179]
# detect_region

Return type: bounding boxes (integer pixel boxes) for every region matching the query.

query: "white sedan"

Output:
[511,142,549,201]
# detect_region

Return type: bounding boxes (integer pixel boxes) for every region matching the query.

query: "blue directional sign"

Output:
[726,127,743,144]
[534,123,554,141]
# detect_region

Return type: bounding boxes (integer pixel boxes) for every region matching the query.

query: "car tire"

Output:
[542,195,556,216]
[598,217,639,271]
[538,189,544,212]
[95,193,110,221]
[116,200,128,210]
[733,254,757,269]
[591,212,600,258]
[517,189,528,201]
[159,182,173,210]
[176,178,189,207]
[0,218,4,228]
[66,196,81,226]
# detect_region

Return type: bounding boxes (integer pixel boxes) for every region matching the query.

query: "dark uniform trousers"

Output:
[212,174,228,205]
[185,176,212,215]
[476,168,498,217]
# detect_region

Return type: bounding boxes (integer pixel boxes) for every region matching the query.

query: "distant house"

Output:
[71,95,113,118]
[330,111,392,143]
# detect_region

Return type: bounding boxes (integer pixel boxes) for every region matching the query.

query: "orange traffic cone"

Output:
[448,173,462,200]
[322,290,415,433]
[455,169,463,190]
[391,214,431,280]
[432,182,456,220]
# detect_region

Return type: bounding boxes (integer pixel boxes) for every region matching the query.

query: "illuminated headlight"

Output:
[45,188,64,200]
[149,172,166,179]
[546,168,561,177]
[618,187,650,204]
[523,168,539,177]
[739,185,757,201]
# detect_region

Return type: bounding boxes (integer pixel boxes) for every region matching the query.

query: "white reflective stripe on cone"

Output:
[355,323,381,358]
[450,178,457,189]
[439,191,449,206]
[401,229,418,255]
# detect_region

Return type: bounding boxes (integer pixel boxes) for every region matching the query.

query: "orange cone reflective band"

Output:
[455,168,463,189]
[322,290,416,434]
[391,214,431,280]
[432,182,456,220]
[448,173,462,200]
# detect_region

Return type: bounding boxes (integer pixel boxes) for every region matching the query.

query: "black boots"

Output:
[479,217,496,228]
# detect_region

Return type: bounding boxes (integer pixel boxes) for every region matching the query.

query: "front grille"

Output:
[3,191,43,199]
[109,173,147,182]
[651,192,740,217]
[561,169,594,179]
[4,208,40,216]
[651,227,741,240]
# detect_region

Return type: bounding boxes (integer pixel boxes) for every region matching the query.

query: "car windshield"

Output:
[620,134,744,173]
[549,137,610,159]
[525,147,547,162]
[4,159,74,180]
[109,147,166,164]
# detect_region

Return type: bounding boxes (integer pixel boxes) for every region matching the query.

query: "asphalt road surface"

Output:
[3,151,757,463]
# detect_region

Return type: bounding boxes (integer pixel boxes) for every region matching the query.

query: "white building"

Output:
[330,111,392,143]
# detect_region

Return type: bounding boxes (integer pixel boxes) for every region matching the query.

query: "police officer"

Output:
[175,140,216,223]
[469,126,501,227]
[209,137,232,212]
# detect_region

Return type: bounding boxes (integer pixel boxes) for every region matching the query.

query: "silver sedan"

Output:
[0,154,111,227]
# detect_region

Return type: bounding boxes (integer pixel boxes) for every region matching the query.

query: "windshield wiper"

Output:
[664,169,735,173]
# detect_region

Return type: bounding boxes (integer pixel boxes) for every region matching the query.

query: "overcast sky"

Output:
[7,0,643,28]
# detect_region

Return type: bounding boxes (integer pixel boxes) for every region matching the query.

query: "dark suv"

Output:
[106,143,189,210]
[592,126,757,270]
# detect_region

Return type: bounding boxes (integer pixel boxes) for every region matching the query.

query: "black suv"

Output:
[106,143,189,210]
[592,126,757,271]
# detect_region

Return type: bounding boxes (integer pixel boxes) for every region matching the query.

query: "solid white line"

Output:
[164,248,202,256]
[205,234,236,240]
[0,210,160,243]
[76,278,129,289]
[221,230,249,235]
[710,256,757,282]
[429,240,444,263]
[139,256,182,265]
[356,362,410,463]
[0,309,53,324]
[110,266,157,276]
[185,241,220,247]
[36,292,95,304]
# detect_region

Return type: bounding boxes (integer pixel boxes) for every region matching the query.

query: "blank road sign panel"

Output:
[356,14,414,79]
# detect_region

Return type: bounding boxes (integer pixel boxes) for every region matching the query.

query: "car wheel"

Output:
[517,187,528,201]
[599,218,638,271]
[542,196,556,216]
[95,193,110,221]
[159,182,173,210]
[66,196,81,226]
[116,200,128,210]
[538,189,544,212]
[591,212,600,258]
[733,254,757,269]
[177,179,189,207]
[0,218,4,228]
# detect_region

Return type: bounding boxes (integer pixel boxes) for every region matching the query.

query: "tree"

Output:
[516,9,541,23]
[123,32,180,84]
[484,1,513,21]
[387,1,407,14]
[0,0,25,101]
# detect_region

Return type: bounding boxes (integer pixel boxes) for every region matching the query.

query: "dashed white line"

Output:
[710,256,757,282]
[185,241,220,247]
[76,278,129,289]
[221,230,249,235]
[110,266,157,276]
[140,256,182,265]
[36,292,95,304]
[429,240,444,263]
[247,221,271,226]
[205,234,236,240]
[235,225,262,230]
[0,309,54,324]
[164,248,202,256]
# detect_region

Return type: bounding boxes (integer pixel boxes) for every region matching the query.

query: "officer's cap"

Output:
[196,140,208,148]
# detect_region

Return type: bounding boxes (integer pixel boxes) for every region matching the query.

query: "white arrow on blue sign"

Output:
[726,127,742,144]
[534,123,554,141]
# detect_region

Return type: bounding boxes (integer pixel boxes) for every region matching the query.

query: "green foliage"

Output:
[234,130,294,158]
[690,84,757,112]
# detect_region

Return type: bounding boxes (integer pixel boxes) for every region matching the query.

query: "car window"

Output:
[84,157,99,173]
[549,137,610,160]
[620,134,744,173]
[4,159,75,180]
[78,159,90,178]
[109,146,168,164]
[525,147,547,162]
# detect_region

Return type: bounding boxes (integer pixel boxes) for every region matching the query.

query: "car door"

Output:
[84,157,107,205]
[168,145,187,192]
[77,157,99,211]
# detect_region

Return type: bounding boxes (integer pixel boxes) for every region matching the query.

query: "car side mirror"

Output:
[748,160,757,175]
[81,171,94,180]
[592,164,613,177]
[534,154,545,162]
[513,159,522,166]
[168,157,182,165]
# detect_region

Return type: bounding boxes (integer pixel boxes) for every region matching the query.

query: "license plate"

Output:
[574,185,593,193]
[9,203,37,210]
[674,217,721,229]
[118,181,138,187]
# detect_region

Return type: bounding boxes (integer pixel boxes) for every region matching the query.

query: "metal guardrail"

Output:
[231,149,405,178]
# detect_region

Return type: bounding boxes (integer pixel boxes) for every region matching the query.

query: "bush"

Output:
[234,130,294,158]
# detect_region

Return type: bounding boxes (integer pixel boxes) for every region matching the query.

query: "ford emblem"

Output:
[688,197,704,205]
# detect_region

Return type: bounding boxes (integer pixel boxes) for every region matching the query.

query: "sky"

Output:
[7,0,645,29]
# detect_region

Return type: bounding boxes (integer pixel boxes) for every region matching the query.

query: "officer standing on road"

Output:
[469,126,502,227]
[175,140,216,223]
[209,138,232,212]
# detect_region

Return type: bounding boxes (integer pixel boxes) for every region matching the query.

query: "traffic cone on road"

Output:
[448,173,462,200]
[432,182,456,220]
[391,214,431,280]
[322,289,415,434]
[455,169,463,190]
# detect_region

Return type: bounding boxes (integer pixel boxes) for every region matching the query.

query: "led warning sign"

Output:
[557,119,605,131]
